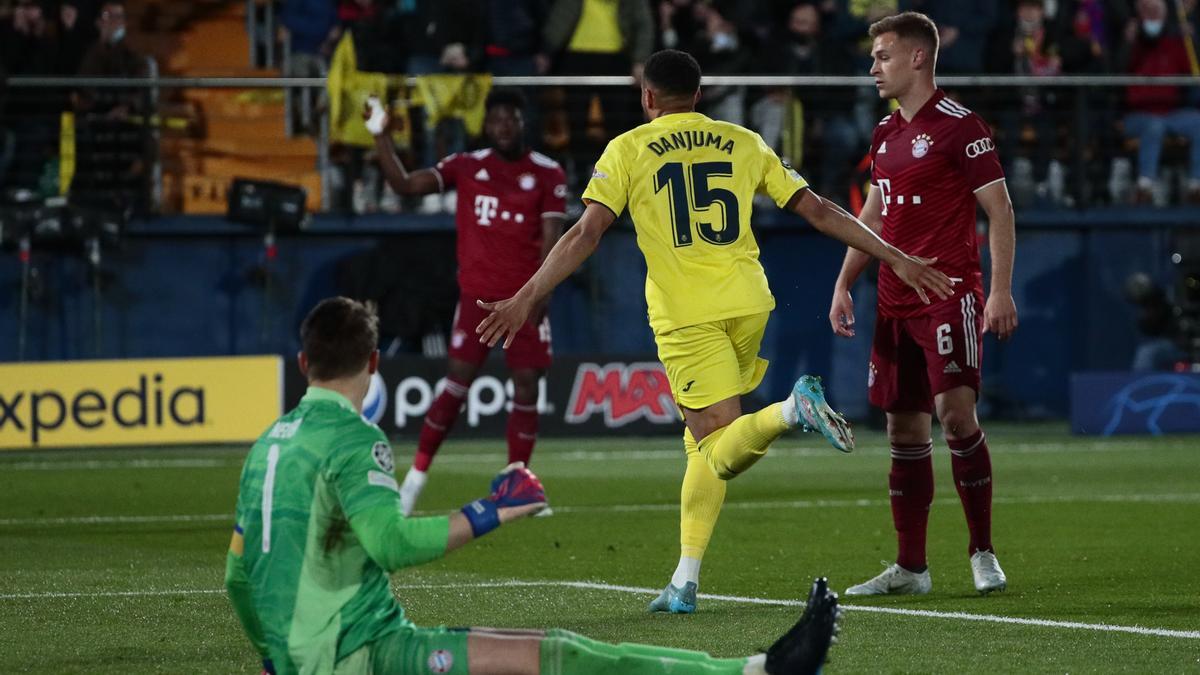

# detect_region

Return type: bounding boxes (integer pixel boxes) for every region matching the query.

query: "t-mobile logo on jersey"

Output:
[474,195,499,226]
[876,179,922,216]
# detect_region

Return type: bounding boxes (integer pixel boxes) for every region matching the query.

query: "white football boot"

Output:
[970,550,1007,594]
[845,563,932,596]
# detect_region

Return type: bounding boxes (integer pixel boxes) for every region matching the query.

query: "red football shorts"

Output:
[448,294,553,370]
[868,292,983,414]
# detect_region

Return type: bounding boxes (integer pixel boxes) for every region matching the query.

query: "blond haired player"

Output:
[478,49,953,613]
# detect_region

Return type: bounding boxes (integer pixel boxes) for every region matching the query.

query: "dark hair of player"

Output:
[485,89,527,114]
[300,297,379,381]
[642,49,702,98]
[869,11,939,58]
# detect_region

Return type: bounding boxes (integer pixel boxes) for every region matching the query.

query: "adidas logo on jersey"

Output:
[475,169,490,181]
[944,361,962,374]
[878,141,887,154]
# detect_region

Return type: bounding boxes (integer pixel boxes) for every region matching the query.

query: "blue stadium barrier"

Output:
[0,210,1192,419]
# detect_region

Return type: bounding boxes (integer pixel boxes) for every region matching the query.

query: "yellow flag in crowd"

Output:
[59,111,76,195]
[414,73,492,137]
[327,32,411,148]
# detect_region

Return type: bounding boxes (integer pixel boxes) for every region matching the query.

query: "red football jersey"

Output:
[870,90,1004,318]
[434,149,568,299]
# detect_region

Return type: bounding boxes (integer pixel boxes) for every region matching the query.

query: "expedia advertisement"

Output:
[284,356,683,437]
[0,356,284,449]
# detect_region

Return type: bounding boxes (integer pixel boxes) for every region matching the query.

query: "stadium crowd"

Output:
[4,0,1200,209]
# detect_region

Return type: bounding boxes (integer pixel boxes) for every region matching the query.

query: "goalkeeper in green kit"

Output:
[225,297,841,675]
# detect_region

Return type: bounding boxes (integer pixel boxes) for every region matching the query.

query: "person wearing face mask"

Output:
[753,2,860,199]
[73,0,148,212]
[1118,0,1200,203]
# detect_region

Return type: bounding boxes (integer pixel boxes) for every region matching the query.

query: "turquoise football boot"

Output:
[792,375,855,453]
[647,581,697,614]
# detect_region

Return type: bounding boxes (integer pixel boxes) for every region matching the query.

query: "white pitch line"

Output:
[0,439,1170,471]
[0,513,233,526]
[0,588,224,600]
[3,493,1198,527]
[2,580,1195,641]
[389,579,1200,641]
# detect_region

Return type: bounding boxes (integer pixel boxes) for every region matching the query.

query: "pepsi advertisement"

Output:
[284,356,683,437]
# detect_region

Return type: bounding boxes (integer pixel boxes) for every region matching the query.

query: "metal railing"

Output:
[6,74,1200,215]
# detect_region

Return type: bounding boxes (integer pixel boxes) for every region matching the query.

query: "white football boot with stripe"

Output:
[844,563,932,596]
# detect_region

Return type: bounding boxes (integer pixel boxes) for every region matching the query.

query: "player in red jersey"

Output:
[828,12,1019,596]
[367,89,568,515]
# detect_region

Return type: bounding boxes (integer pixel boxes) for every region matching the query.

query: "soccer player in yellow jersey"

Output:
[478,49,953,613]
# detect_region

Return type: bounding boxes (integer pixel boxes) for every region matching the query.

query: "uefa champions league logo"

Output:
[1102,374,1200,436]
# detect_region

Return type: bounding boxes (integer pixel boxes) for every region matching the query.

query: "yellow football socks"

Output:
[680,427,727,560]
[697,403,791,479]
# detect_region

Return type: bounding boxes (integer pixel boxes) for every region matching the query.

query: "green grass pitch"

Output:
[1,424,1198,673]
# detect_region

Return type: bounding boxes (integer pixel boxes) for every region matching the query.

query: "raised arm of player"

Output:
[977,180,1018,340]
[790,187,954,306]
[365,98,442,196]
[828,186,884,337]
[476,202,617,348]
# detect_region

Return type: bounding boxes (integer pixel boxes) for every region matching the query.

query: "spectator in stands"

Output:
[667,0,748,123]
[484,0,551,149]
[542,0,654,186]
[396,0,486,182]
[280,0,339,134]
[58,1,99,75]
[485,0,549,76]
[753,2,860,198]
[904,0,997,74]
[823,0,897,160]
[73,0,148,211]
[0,0,62,192]
[989,0,1065,206]
[1118,0,1200,203]
[1054,0,1130,73]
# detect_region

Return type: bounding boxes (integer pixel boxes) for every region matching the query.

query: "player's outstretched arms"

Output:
[364,96,441,196]
[791,187,954,305]
[477,202,617,348]
[350,464,548,572]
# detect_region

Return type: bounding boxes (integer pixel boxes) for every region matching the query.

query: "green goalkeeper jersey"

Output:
[230,387,447,674]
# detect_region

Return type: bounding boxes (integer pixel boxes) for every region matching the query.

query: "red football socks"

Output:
[506,402,539,466]
[413,378,469,472]
[890,441,935,572]
[948,429,993,555]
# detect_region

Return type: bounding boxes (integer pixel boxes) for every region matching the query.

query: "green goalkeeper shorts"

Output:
[335,625,470,675]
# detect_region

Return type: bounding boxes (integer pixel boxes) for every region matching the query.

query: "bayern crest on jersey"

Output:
[911,133,933,158]
[518,173,537,191]
[427,649,454,673]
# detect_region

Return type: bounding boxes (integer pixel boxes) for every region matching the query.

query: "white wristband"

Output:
[365,96,387,136]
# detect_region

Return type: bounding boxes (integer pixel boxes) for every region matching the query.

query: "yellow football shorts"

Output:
[654,312,770,411]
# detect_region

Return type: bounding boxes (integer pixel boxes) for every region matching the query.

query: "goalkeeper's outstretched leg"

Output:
[365,577,842,675]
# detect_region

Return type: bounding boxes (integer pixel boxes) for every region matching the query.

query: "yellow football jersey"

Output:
[582,111,809,334]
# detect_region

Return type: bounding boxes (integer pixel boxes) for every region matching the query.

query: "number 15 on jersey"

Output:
[655,161,741,247]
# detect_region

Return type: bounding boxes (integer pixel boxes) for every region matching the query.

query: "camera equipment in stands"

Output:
[1,189,128,360]
[1173,235,1200,367]
[1126,235,1200,371]
[227,178,307,346]
[226,177,308,232]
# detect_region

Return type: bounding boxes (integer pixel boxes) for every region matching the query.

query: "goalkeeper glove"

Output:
[460,462,547,537]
